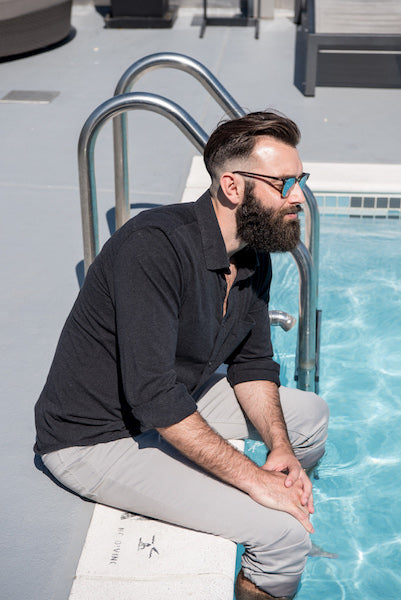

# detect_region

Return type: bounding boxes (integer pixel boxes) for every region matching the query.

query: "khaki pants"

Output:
[43,376,329,598]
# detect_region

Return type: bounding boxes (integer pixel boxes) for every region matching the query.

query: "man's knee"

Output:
[241,513,311,598]
[285,390,329,468]
[312,391,330,424]
[306,391,329,440]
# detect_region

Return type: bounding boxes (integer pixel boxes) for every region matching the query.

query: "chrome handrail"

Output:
[112,52,319,274]
[303,185,320,292]
[269,310,296,332]
[78,93,208,270]
[291,241,317,391]
[113,52,243,229]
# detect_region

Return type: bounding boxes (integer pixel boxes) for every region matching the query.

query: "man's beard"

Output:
[236,182,302,253]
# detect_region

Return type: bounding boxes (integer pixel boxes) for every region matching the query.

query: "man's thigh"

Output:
[43,431,310,597]
[43,431,303,541]
[196,375,329,467]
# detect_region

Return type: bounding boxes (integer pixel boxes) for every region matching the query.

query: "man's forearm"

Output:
[234,380,291,450]
[233,380,314,514]
[157,411,259,494]
[157,409,314,533]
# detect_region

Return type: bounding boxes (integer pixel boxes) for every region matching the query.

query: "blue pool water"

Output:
[237,215,401,599]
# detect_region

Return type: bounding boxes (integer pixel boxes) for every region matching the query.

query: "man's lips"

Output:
[283,205,302,218]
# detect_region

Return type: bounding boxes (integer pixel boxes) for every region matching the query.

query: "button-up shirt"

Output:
[34,192,280,455]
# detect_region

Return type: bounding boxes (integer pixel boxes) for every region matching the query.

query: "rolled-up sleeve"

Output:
[112,227,197,430]
[226,254,280,387]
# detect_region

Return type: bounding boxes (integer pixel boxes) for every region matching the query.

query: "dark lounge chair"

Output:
[0,0,72,59]
[294,0,401,96]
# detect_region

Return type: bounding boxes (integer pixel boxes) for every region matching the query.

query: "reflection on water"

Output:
[268,217,401,599]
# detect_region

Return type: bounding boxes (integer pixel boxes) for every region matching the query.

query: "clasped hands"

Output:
[250,446,315,534]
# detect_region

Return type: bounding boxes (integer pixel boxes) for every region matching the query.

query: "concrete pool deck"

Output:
[1,1,401,599]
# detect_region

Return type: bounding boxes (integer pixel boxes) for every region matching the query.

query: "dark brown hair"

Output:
[203,111,300,184]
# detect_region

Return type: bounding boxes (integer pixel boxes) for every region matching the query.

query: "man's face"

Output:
[235,137,305,253]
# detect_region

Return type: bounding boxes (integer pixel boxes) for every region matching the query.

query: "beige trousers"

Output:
[43,376,329,598]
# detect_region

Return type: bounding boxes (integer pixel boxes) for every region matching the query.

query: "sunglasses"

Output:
[233,171,310,198]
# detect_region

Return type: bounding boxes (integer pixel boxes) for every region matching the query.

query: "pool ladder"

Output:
[78,52,321,393]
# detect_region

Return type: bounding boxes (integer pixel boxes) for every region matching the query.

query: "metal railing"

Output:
[78,53,320,391]
[78,93,208,267]
[112,52,243,229]
[112,53,319,274]
[291,242,317,391]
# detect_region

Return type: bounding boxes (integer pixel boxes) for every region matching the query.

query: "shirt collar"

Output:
[194,191,259,278]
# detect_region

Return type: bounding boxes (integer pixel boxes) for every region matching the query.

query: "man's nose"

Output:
[287,182,305,204]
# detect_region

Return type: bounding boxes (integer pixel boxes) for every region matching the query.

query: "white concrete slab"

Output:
[183,155,401,197]
[70,575,234,599]
[303,161,401,195]
[185,155,210,188]
[74,505,236,579]
[69,440,245,600]
[180,155,211,202]
[69,505,236,600]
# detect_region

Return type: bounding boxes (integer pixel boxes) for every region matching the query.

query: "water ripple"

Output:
[270,217,401,599]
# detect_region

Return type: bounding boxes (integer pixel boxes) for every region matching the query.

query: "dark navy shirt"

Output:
[34,192,280,455]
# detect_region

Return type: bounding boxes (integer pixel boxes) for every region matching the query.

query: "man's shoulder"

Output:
[130,201,197,234]
[100,196,209,266]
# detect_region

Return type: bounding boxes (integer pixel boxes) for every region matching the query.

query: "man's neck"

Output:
[210,192,246,258]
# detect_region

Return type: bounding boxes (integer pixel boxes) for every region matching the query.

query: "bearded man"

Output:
[34,111,329,599]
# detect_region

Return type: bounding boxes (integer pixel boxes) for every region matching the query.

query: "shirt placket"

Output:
[206,276,238,370]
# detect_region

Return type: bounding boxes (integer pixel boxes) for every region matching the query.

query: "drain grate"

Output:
[0,90,60,104]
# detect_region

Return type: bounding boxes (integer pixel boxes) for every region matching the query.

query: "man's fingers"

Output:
[301,514,315,534]
[299,471,314,510]
[292,506,315,534]
[302,486,314,513]
[286,469,314,514]
[284,463,302,487]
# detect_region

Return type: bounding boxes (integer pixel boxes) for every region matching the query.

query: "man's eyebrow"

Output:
[280,172,304,179]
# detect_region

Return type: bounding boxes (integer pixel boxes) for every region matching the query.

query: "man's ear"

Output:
[219,172,243,206]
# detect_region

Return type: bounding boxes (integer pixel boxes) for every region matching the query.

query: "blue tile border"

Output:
[312,192,401,218]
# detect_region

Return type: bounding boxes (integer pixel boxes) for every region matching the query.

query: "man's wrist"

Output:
[237,460,266,495]
[270,439,293,453]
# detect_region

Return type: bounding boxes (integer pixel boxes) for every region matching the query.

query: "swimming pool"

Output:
[238,214,401,599]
